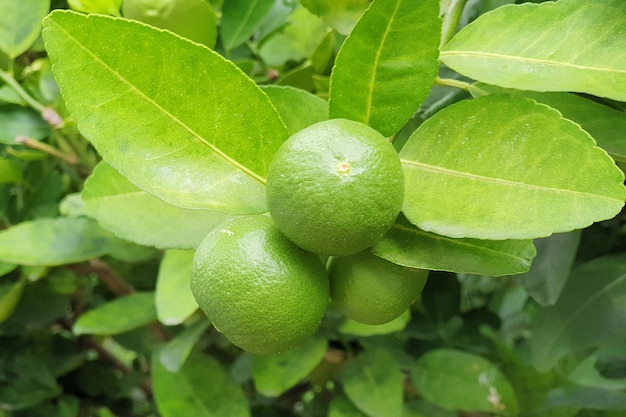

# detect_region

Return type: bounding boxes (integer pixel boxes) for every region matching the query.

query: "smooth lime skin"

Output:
[266,118,404,256]
[190,215,329,355]
[122,0,217,47]
[329,250,428,325]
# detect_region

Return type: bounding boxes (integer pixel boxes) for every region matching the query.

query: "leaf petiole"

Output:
[435,76,471,91]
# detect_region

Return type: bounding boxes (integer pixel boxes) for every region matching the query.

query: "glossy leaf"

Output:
[159,320,211,372]
[220,0,274,51]
[155,250,198,326]
[471,84,626,163]
[373,215,535,276]
[253,336,328,397]
[530,255,626,371]
[68,0,121,15]
[440,0,626,101]
[329,0,440,137]
[515,231,581,306]
[261,85,328,135]
[43,11,289,213]
[412,349,519,416]
[153,348,251,417]
[341,349,403,417]
[82,163,229,250]
[0,217,118,266]
[299,0,371,35]
[400,95,626,240]
[0,0,50,58]
[73,292,157,335]
[0,106,50,144]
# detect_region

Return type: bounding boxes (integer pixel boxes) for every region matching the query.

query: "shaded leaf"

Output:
[547,386,626,410]
[0,106,50,144]
[329,0,440,136]
[373,215,536,276]
[329,393,369,417]
[400,95,625,240]
[83,163,229,250]
[411,349,519,416]
[299,0,371,35]
[440,0,626,101]
[73,292,157,335]
[221,0,274,51]
[43,11,288,213]
[530,255,626,371]
[261,85,328,135]
[122,0,217,47]
[0,279,25,323]
[253,336,327,397]
[153,348,251,417]
[159,319,211,372]
[0,0,50,58]
[155,249,198,325]
[515,231,581,306]
[0,159,22,184]
[0,217,119,266]
[341,349,403,417]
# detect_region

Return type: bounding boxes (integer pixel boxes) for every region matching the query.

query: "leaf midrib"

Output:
[49,17,266,184]
[440,50,626,75]
[401,159,623,203]
[392,223,532,265]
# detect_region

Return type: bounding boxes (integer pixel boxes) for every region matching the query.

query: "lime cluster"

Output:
[190,119,428,354]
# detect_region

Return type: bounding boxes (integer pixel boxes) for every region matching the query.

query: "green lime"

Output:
[122,0,217,47]
[190,215,329,355]
[329,250,428,325]
[266,118,404,256]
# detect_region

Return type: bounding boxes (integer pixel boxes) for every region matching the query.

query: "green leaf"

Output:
[73,292,157,335]
[400,95,626,240]
[261,85,328,135]
[43,11,289,213]
[530,255,626,372]
[373,215,536,276]
[0,279,25,323]
[299,0,372,35]
[471,85,626,163]
[0,106,50,144]
[220,0,274,51]
[253,336,328,397]
[411,349,519,416]
[152,348,251,417]
[0,217,119,266]
[68,0,121,15]
[329,0,440,137]
[155,250,198,326]
[515,231,581,307]
[0,0,50,58]
[0,261,17,277]
[329,393,369,417]
[0,159,22,184]
[82,163,230,250]
[440,0,626,102]
[547,386,626,410]
[159,319,211,372]
[341,349,403,417]
[339,309,409,336]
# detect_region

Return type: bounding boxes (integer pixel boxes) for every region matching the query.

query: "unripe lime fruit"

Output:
[190,215,329,355]
[122,0,216,47]
[329,251,428,325]
[266,118,404,256]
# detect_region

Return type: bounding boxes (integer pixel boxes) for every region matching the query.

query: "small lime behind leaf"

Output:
[329,250,428,325]
[266,118,404,256]
[190,215,329,355]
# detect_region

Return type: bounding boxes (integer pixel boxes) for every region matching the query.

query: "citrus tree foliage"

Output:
[1,0,626,416]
